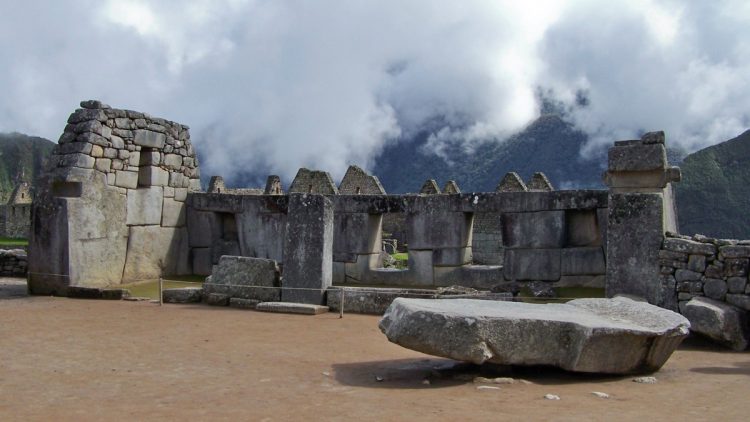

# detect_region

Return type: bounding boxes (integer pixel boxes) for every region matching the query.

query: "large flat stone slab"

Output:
[379,297,689,374]
[256,302,329,315]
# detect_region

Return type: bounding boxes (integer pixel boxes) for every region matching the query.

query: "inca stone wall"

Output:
[661,233,750,310]
[0,182,33,238]
[288,168,338,194]
[28,100,201,295]
[0,248,27,276]
[27,104,683,312]
[338,165,385,195]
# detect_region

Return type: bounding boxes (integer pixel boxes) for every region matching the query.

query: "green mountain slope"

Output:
[675,130,750,238]
[372,115,606,193]
[0,132,56,203]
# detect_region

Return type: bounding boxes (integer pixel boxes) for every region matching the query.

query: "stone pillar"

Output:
[281,194,333,304]
[604,131,681,309]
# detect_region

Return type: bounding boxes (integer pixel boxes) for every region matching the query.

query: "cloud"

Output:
[0,0,748,185]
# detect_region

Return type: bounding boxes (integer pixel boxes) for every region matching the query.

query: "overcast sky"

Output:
[1,0,748,183]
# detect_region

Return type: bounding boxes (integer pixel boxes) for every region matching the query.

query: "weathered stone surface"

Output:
[379,297,689,374]
[133,129,166,148]
[502,211,564,248]
[288,168,338,194]
[608,143,667,172]
[138,166,169,187]
[565,210,601,247]
[162,287,202,303]
[681,297,749,351]
[122,226,190,281]
[727,277,747,294]
[256,302,329,315]
[191,247,213,276]
[229,297,261,309]
[442,180,461,194]
[674,269,702,282]
[202,256,281,302]
[687,255,706,273]
[725,258,748,277]
[719,245,750,259]
[526,172,554,191]
[726,294,750,311]
[186,209,221,247]
[205,292,230,306]
[663,238,716,256]
[126,187,163,225]
[338,165,386,195]
[495,172,527,192]
[419,179,441,194]
[561,247,606,275]
[606,193,666,305]
[703,278,727,300]
[327,286,435,314]
[504,249,560,281]
[281,194,333,305]
[161,198,186,227]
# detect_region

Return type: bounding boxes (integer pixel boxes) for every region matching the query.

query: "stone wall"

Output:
[188,189,607,291]
[288,168,338,194]
[28,100,201,295]
[471,213,503,265]
[338,165,385,195]
[0,204,31,238]
[661,233,750,312]
[0,182,33,238]
[0,248,27,276]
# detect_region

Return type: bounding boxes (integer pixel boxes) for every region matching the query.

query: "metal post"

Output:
[339,288,345,319]
[158,277,163,306]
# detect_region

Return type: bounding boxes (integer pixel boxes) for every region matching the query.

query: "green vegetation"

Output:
[0,237,28,246]
[373,115,607,193]
[391,252,408,269]
[675,130,750,238]
[0,132,55,202]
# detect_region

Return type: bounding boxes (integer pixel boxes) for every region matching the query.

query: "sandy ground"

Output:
[1,279,749,421]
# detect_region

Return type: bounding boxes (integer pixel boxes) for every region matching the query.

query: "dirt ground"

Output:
[1,280,749,421]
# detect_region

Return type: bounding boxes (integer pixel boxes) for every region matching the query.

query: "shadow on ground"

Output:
[332,358,628,389]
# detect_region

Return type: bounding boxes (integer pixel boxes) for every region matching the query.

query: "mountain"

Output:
[674,130,750,239]
[372,114,607,193]
[0,132,56,203]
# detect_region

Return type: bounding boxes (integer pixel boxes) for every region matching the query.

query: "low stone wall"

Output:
[0,249,28,276]
[660,233,750,313]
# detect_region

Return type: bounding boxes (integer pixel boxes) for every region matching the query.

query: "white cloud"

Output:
[0,0,748,184]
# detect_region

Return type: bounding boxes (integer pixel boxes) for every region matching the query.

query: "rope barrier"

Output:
[26,271,600,302]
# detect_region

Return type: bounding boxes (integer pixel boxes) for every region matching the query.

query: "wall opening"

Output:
[380,212,408,269]
[51,181,83,198]
[219,212,238,241]
[137,147,158,188]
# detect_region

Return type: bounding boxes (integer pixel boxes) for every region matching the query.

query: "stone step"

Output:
[255,302,329,315]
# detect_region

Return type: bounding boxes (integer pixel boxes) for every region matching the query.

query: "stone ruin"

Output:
[28,100,200,294]
[0,181,33,239]
[25,101,750,350]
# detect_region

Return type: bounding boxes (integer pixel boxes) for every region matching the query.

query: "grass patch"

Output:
[0,237,27,246]
[391,253,408,261]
